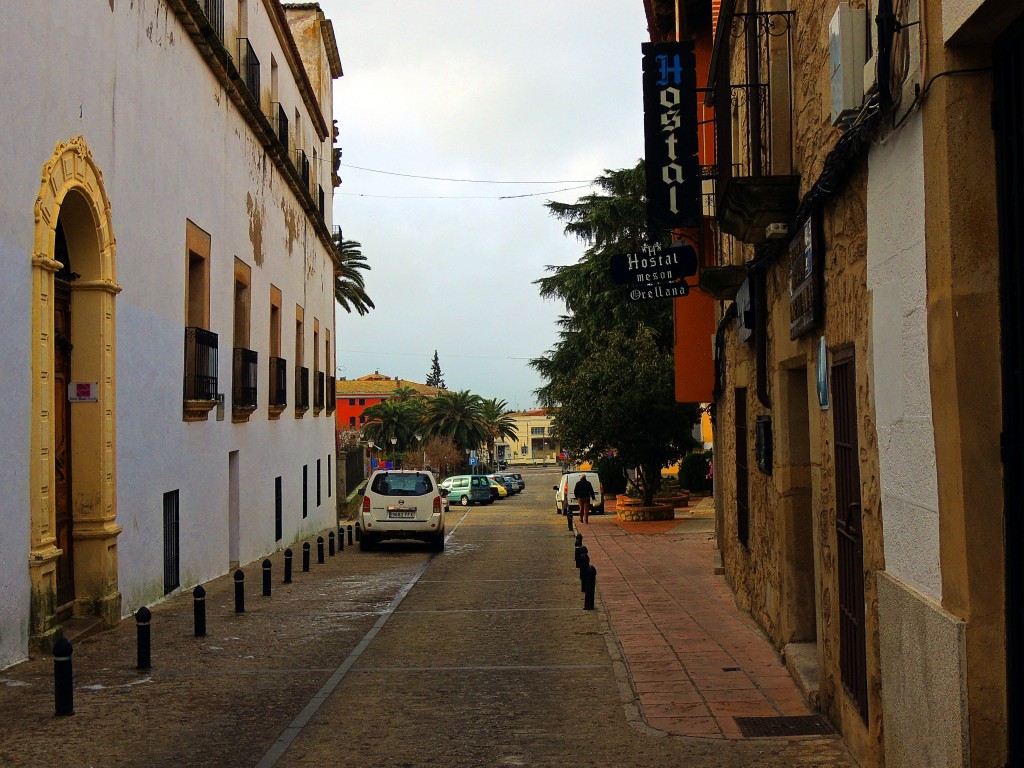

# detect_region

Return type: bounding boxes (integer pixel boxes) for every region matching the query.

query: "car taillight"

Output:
[362,496,370,514]
[599,483,604,494]
[433,497,441,514]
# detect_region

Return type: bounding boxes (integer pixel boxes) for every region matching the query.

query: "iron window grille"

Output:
[274,476,283,541]
[735,388,750,546]
[326,376,336,413]
[184,327,219,401]
[269,356,287,407]
[295,149,310,190]
[236,38,260,101]
[202,0,224,42]
[317,458,322,506]
[318,185,325,220]
[271,102,288,152]
[232,347,258,411]
[314,371,325,410]
[163,490,180,595]
[295,366,310,411]
[302,464,308,518]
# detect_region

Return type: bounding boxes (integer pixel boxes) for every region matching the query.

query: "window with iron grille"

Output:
[275,476,283,541]
[832,348,868,721]
[184,327,218,401]
[735,388,749,546]
[163,490,180,595]
[236,38,260,101]
[202,0,224,41]
[302,464,308,518]
[328,454,332,498]
[317,459,322,506]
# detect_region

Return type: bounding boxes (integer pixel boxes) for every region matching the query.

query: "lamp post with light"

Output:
[390,436,398,469]
[367,439,375,472]
[415,432,423,469]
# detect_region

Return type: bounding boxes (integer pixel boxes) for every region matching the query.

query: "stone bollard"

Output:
[577,546,589,572]
[575,533,583,548]
[574,545,583,569]
[193,585,207,637]
[583,565,597,610]
[136,606,152,669]
[302,542,311,572]
[347,524,353,546]
[567,508,574,531]
[234,569,245,613]
[53,636,74,716]
[355,522,361,542]
[284,548,293,583]
[329,531,336,556]
[317,536,325,564]
[262,559,272,597]
[579,553,590,592]
[338,526,346,552]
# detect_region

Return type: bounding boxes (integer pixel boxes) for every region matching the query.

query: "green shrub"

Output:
[593,454,628,495]
[679,450,713,493]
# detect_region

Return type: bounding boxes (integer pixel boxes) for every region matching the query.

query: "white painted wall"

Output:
[867,112,942,601]
[0,1,338,667]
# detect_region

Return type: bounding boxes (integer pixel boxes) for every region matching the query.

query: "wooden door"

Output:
[54,279,75,610]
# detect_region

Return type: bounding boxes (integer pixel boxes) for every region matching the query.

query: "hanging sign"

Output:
[609,243,698,286]
[626,282,690,302]
[789,216,822,339]
[642,40,700,230]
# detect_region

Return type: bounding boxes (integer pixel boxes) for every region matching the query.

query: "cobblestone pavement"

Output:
[0,469,855,767]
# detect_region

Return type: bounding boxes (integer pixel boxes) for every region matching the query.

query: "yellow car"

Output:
[486,475,508,499]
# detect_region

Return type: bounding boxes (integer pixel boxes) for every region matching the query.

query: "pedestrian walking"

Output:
[574,474,596,524]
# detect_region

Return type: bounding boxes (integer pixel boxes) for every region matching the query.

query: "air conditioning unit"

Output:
[830,3,867,126]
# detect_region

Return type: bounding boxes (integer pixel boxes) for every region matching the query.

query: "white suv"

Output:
[360,470,446,551]
[554,471,604,515]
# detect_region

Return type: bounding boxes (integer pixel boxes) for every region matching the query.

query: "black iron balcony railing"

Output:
[271,102,288,152]
[326,376,336,413]
[232,347,258,411]
[184,327,219,401]
[331,225,342,244]
[236,38,260,101]
[295,149,310,190]
[295,365,310,411]
[269,356,287,408]
[202,0,224,42]
[318,185,325,221]
[314,371,325,410]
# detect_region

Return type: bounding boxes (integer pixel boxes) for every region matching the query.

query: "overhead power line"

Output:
[339,163,594,185]
[336,184,593,200]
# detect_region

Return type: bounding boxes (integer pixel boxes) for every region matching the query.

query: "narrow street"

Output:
[0,469,853,767]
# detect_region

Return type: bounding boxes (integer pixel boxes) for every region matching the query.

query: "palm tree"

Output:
[479,398,518,468]
[360,398,419,452]
[422,390,487,453]
[333,236,375,316]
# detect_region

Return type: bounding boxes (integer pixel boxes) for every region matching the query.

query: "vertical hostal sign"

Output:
[642,40,700,230]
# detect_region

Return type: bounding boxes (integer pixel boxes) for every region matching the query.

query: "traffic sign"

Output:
[609,244,697,286]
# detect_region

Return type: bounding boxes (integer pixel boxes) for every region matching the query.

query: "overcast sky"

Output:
[323,1,649,411]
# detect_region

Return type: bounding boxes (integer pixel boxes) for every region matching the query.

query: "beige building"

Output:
[701,0,1023,765]
[504,410,561,466]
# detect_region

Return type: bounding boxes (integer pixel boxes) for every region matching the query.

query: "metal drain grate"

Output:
[733,715,834,738]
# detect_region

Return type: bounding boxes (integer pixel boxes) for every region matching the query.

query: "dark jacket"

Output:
[573,477,595,500]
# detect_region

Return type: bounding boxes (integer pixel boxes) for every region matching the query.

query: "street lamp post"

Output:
[367,439,375,472]
[390,436,398,469]
[415,432,423,469]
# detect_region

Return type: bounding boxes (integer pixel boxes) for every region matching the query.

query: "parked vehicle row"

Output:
[438,472,526,506]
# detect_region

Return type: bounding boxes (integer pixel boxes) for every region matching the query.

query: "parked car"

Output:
[497,460,509,470]
[485,475,508,499]
[491,474,517,494]
[360,469,446,551]
[439,474,494,506]
[505,472,526,491]
[554,471,604,515]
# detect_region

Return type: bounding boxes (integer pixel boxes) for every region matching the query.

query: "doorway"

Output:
[229,450,240,568]
[780,367,815,643]
[53,221,75,613]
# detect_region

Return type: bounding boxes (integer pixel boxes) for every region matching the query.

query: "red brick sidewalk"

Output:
[580,500,815,739]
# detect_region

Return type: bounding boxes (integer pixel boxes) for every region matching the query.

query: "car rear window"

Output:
[370,473,434,496]
[471,477,489,488]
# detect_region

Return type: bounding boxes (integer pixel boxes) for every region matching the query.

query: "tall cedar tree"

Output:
[425,350,447,389]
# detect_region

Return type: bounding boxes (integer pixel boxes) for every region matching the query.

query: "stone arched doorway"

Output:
[30,136,121,647]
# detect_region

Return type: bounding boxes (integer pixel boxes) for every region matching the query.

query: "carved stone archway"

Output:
[30,136,122,647]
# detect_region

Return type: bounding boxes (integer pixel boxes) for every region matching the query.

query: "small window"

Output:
[349,416,356,427]
[302,464,308,518]
[359,398,365,406]
[349,398,355,406]
[163,490,180,595]
[274,476,282,541]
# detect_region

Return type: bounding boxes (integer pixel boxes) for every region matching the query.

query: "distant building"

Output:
[504,410,560,466]
[335,372,445,431]
[0,0,342,668]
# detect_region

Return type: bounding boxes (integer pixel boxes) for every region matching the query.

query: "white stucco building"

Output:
[0,0,343,668]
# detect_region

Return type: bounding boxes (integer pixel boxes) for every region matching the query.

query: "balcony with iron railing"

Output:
[184,327,219,421]
[270,103,288,152]
[269,356,287,417]
[711,9,798,244]
[318,185,325,222]
[326,375,336,413]
[295,365,310,414]
[295,149,310,191]
[202,0,224,42]
[236,38,260,102]
[232,347,258,420]
[314,371,325,413]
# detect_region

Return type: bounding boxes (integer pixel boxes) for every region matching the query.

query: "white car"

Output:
[554,471,604,515]
[360,470,446,551]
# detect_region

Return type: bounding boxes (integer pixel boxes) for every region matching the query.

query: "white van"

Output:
[553,472,604,515]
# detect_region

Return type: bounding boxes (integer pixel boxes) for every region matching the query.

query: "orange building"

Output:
[334,372,443,432]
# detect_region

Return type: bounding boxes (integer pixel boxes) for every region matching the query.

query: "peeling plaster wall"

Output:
[0,0,338,662]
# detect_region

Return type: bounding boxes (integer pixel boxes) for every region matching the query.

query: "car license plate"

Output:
[387,507,416,519]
